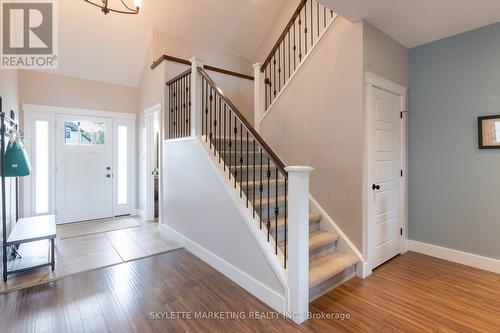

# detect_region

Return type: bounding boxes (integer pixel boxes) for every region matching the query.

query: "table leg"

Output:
[51,239,55,271]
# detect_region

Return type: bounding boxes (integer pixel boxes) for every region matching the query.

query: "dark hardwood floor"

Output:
[0,249,499,332]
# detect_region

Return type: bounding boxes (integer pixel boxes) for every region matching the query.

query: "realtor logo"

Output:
[1,0,58,69]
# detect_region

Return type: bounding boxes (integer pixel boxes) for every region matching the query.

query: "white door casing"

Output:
[144,105,161,222]
[23,104,137,222]
[364,73,408,273]
[55,114,113,224]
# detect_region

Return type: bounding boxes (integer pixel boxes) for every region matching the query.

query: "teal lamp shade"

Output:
[4,139,32,177]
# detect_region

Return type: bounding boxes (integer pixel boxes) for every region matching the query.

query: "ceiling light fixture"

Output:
[84,0,141,15]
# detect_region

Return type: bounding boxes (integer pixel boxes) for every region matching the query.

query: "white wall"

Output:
[164,138,286,311]
[363,22,408,87]
[260,17,365,251]
[18,70,139,114]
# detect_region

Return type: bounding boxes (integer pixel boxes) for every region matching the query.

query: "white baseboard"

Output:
[409,240,500,274]
[134,209,146,221]
[160,224,287,313]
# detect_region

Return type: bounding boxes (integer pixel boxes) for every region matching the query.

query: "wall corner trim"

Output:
[409,240,500,274]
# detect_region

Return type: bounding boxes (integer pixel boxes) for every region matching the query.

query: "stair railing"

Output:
[253,0,337,129]
[198,66,290,268]
[162,58,314,323]
[166,68,192,139]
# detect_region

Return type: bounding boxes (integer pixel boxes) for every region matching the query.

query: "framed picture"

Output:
[478,115,500,149]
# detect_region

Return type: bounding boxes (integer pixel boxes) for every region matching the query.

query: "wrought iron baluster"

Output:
[260,148,263,229]
[179,78,186,137]
[234,116,237,188]
[174,80,177,138]
[240,123,243,198]
[273,55,276,98]
[253,139,256,218]
[324,4,326,28]
[304,3,308,56]
[278,44,281,93]
[246,131,249,207]
[223,103,226,170]
[205,80,208,142]
[228,107,232,179]
[298,11,302,62]
[186,74,191,136]
[209,87,213,149]
[182,76,186,137]
[284,178,287,269]
[218,96,221,160]
[168,83,171,139]
[275,168,279,255]
[293,21,296,70]
[310,0,313,46]
[317,1,319,38]
[267,157,271,242]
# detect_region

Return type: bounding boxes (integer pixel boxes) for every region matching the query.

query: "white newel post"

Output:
[286,166,313,324]
[252,63,265,132]
[190,57,206,136]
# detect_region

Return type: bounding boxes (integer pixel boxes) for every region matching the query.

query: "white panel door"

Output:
[56,114,113,224]
[370,87,402,269]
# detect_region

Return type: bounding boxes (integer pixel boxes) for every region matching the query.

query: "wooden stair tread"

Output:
[309,231,338,251]
[309,252,358,288]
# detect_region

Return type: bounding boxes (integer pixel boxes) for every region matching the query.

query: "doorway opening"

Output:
[145,105,161,222]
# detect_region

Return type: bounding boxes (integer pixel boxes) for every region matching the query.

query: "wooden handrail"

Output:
[152,54,253,81]
[197,67,287,176]
[166,68,191,86]
[151,54,190,69]
[261,0,307,71]
[204,65,253,81]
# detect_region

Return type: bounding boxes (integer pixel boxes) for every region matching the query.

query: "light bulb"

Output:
[133,0,141,8]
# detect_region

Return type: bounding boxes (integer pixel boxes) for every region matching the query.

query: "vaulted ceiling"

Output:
[50,0,500,87]
[51,0,288,86]
[319,0,500,48]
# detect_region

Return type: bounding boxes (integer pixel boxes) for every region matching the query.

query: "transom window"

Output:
[64,121,105,145]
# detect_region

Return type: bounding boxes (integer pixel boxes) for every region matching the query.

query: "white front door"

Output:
[369,87,403,269]
[56,114,113,224]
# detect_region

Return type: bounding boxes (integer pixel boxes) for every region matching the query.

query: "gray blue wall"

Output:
[409,23,500,260]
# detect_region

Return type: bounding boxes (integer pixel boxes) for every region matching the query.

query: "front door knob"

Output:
[372,184,380,190]
[106,174,111,178]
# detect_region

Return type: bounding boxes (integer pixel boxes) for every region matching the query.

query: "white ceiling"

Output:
[52,0,287,86]
[319,0,500,48]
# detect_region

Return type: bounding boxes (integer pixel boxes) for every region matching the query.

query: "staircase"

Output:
[220,137,358,300]
[164,0,359,321]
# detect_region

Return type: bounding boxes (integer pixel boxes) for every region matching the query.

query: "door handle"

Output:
[106,167,111,170]
[372,184,380,190]
[106,174,111,178]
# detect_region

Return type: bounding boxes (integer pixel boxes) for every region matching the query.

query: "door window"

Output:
[64,121,105,145]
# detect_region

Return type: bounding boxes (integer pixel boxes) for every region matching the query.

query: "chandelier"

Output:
[84,0,142,15]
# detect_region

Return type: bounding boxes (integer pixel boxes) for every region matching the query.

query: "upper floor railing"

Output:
[166,69,192,139]
[260,0,337,109]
